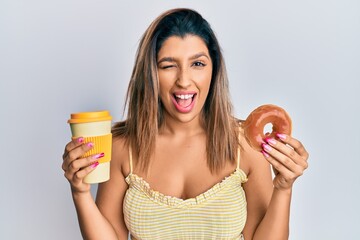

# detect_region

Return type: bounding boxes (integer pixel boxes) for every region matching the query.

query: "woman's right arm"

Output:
[62,137,129,240]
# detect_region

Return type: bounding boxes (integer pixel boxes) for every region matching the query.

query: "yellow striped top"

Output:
[124,146,248,240]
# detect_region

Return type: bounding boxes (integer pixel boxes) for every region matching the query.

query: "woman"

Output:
[62,8,309,240]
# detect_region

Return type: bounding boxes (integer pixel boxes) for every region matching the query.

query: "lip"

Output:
[171,91,197,113]
[173,91,197,96]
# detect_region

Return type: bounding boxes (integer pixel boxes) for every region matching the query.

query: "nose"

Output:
[176,68,191,88]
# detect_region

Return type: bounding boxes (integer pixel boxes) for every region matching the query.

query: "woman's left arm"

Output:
[242,134,309,240]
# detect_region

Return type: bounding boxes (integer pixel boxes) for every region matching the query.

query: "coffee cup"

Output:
[68,110,112,184]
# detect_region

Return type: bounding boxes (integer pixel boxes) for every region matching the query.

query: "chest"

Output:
[135,143,236,200]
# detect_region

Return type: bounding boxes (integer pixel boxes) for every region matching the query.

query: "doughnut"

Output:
[242,104,292,151]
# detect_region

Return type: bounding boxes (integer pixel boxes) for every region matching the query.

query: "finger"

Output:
[73,161,100,182]
[261,150,295,178]
[65,161,100,184]
[261,150,279,175]
[67,152,105,175]
[62,142,95,171]
[262,143,307,177]
[264,138,306,168]
[63,137,85,159]
[276,133,309,161]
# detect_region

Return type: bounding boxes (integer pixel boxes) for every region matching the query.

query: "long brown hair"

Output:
[112,8,240,173]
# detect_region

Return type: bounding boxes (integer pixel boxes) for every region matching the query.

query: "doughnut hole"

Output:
[263,123,273,137]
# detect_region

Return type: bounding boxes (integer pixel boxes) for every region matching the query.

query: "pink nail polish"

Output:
[93,153,104,159]
[87,142,94,148]
[77,137,84,143]
[265,138,276,145]
[262,143,272,152]
[276,133,286,140]
[91,162,99,169]
[261,150,270,158]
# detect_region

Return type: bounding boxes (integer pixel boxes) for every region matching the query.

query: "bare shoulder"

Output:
[238,124,269,177]
[111,136,131,177]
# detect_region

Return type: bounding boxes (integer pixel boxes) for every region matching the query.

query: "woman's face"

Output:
[157,35,213,125]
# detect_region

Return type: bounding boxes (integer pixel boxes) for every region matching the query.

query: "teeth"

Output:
[175,94,194,99]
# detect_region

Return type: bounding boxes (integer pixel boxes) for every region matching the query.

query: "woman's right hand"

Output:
[62,137,104,194]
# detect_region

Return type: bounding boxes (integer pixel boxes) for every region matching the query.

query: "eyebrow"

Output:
[157,52,210,64]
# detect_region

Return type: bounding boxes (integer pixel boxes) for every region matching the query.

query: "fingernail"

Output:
[93,153,104,159]
[77,137,84,143]
[262,143,272,152]
[91,162,99,169]
[276,133,286,140]
[265,138,276,145]
[87,142,94,148]
[261,150,270,158]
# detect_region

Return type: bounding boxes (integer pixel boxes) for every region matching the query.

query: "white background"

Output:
[1,0,359,239]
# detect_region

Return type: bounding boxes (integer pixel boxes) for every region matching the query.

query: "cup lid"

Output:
[68,110,112,123]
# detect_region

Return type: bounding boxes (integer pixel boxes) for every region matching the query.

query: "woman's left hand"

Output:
[261,133,309,191]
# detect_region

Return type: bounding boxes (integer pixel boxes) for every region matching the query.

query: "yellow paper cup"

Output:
[68,110,112,184]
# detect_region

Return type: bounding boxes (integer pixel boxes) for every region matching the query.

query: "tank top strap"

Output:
[236,145,241,169]
[129,145,133,174]
[236,127,242,170]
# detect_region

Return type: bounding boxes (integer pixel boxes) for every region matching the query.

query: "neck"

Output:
[159,114,205,137]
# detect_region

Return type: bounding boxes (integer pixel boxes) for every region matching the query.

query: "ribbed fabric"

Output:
[123,147,248,240]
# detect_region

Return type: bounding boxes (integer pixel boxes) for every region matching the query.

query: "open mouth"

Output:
[174,94,195,107]
[171,93,197,113]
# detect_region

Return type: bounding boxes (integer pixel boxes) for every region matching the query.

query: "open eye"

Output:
[192,61,206,67]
